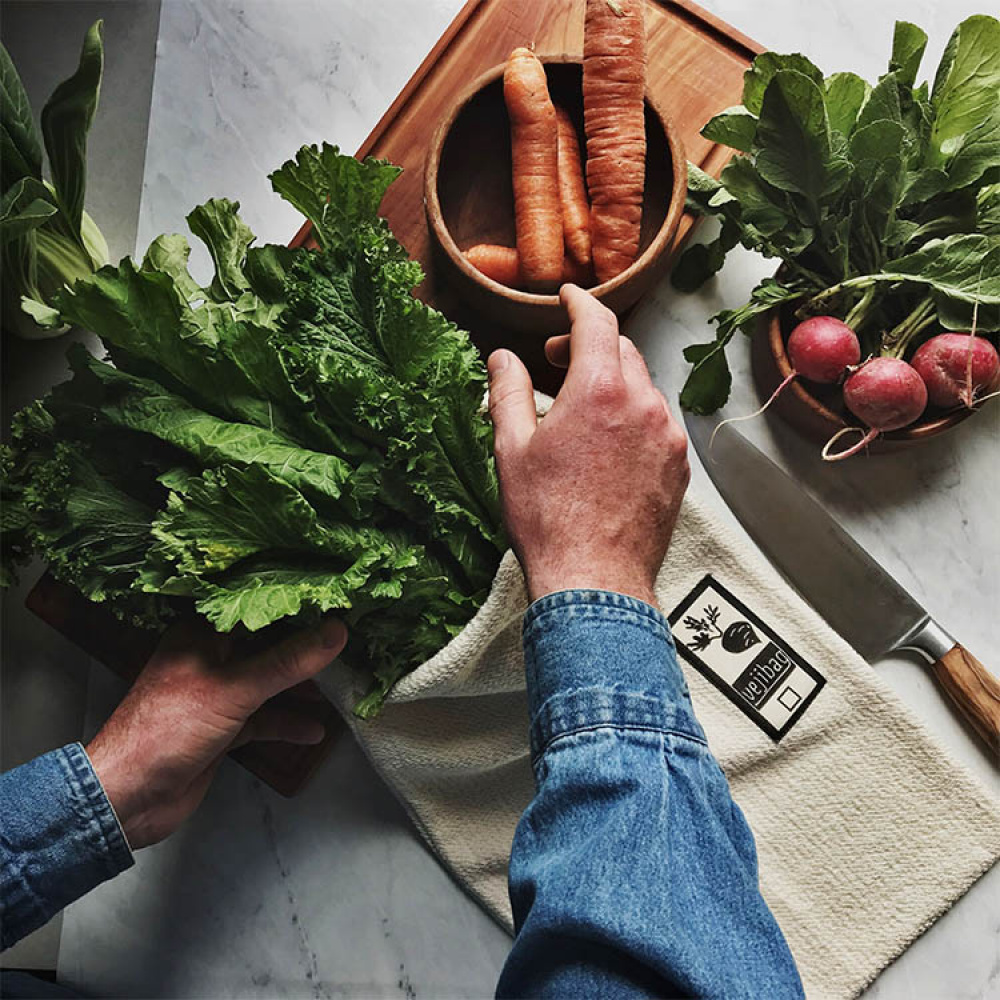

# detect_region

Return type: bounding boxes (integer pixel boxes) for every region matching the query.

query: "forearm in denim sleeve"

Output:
[498,590,803,1000]
[1,743,133,951]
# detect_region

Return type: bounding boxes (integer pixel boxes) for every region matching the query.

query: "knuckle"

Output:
[587,372,626,407]
[640,392,669,428]
[665,423,689,457]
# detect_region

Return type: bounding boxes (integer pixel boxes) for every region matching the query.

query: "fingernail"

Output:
[488,350,510,379]
[320,618,347,649]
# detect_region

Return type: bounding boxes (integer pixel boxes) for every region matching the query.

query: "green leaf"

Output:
[671,222,740,293]
[680,339,732,415]
[934,294,1000,333]
[701,106,758,152]
[742,52,824,116]
[268,142,401,251]
[944,114,1000,192]
[40,20,104,237]
[978,183,1000,235]
[0,177,57,245]
[20,296,63,330]
[855,73,903,132]
[186,198,255,301]
[679,279,805,414]
[755,70,849,209]
[141,234,203,300]
[0,40,43,191]
[880,234,1000,303]
[926,15,1000,189]
[824,72,869,137]
[720,157,789,236]
[888,21,928,89]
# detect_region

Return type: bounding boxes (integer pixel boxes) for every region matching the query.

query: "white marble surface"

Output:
[52,0,999,997]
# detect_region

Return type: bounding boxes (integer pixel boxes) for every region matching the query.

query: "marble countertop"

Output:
[6,0,997,996]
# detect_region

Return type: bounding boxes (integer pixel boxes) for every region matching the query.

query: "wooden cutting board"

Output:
[28,0,762,796]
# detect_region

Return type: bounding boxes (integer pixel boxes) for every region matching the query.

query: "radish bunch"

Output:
[822,331,999,461]
[711,314,1000,461]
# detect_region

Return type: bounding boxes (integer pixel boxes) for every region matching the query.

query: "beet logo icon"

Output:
[722,620,760,653]
[683,604,760,655]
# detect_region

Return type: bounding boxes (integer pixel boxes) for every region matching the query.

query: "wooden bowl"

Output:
[424,56,687,333]
[750,299,974,449]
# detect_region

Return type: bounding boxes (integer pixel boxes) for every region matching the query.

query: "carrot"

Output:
[504,48,564,291]
[466,244,522,287]
[583,0,647,282]
[465,244,595,289]
[555,106,592,268]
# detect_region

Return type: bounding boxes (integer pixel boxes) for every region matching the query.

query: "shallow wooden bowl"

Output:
[750,300,974,449]
[424,56,687,333]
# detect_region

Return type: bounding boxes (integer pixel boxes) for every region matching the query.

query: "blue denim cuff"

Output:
[522,590,705,759]
[1,743,133,950]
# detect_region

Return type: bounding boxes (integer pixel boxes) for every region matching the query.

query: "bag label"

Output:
[668,575,825,740]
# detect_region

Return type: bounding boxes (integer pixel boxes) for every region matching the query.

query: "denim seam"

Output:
[525,608,675,648]
[59,744,133,878]
[524,590,669,633]
[532,722,708,768]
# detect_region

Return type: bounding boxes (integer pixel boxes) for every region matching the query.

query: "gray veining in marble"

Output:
[38,0,1000,997]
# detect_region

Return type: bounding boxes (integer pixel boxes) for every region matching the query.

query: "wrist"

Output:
[526,570,659,610]
[86,731,156,849]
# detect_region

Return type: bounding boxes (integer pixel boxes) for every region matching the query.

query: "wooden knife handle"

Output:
[932,645,1000,757]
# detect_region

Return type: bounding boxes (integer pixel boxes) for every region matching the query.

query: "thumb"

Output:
[488,349,536,457]
[236,618,347,707]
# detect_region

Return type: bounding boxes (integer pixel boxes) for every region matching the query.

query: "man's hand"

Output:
[86,617,347,849]
[488,284,689,608]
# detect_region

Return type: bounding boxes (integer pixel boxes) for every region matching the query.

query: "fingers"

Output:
[618,336,655,395]
[544,334,570,368]
[238,618,348,707]
[488,349,536,456]
[548,332,656,388]
[232,703,327,748]
[560,284,622,383]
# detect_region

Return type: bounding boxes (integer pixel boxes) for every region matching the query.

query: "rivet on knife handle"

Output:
[931,645,1000,757]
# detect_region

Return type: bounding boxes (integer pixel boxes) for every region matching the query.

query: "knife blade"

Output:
[685,415,1000,754]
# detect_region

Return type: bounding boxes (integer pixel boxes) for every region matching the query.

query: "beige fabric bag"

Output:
[316,442,1000,1000]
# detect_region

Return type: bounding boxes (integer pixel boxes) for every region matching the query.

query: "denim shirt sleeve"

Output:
[1,743,133,951]
[497,590,804,1000]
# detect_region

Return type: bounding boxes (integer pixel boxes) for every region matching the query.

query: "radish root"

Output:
[821,426,879,462]
[709,372,797,456]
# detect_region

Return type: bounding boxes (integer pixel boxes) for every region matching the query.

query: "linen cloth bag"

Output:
[316,414,1000,1000]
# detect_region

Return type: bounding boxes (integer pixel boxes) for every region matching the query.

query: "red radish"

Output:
[786,316,862,382]
[711,316,860,450]
[911,333,1000,409]
[822,358,928,461]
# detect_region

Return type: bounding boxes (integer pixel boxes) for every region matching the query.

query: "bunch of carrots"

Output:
[466,0,647,292]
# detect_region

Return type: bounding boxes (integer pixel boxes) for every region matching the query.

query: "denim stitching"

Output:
[60,743,133,878]
[525,605,676,649]
[532,723,708,769]
[530,689,706,762]
[525,589,668,630]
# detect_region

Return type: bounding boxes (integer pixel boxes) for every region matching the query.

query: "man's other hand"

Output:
[86,618,347,848]
[488,284,689,609]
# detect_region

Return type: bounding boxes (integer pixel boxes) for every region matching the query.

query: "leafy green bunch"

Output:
[1,144,504,716]
[1,21,109,338]
[673,15,1000,414]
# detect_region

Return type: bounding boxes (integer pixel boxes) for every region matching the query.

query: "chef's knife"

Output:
[685,417,1000,755]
